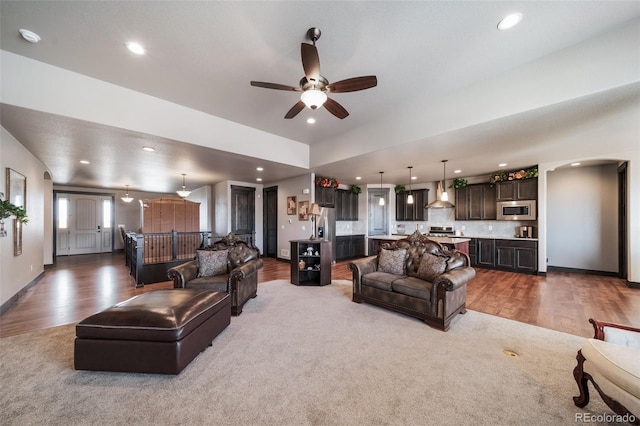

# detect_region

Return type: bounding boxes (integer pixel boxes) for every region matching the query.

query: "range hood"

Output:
[426,181,455,209]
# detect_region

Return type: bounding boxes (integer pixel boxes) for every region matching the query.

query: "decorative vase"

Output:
[298,259,306,270]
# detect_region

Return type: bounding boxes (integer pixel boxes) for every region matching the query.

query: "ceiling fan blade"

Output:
[324,97,349,119]
[251,81,301,91]
[301,43,321,83]
[285,101,306,119]
[327,76,378,93]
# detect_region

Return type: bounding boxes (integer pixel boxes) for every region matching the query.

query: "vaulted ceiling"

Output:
[1,1,639,193]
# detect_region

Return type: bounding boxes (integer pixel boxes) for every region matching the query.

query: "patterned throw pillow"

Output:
[378,248,408,275]
[417,253,449,282]
[196,249,229,277]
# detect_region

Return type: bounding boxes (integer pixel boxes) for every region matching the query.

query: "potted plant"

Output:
[349,184,361,194]
[394,185,406,193]
[450,178,468,189]
[0,199,29,224]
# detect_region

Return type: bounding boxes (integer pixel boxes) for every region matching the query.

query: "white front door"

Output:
[56,193,113,255]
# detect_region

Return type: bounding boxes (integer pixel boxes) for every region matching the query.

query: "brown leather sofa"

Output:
[348,231,475,331]
[168,234,263,316]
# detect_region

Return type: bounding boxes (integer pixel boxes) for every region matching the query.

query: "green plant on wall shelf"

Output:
[0,199,28,224]
[450,178,468,189]
[394,185,406,193]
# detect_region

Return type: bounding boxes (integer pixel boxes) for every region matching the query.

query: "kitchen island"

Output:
[369,234,471,255]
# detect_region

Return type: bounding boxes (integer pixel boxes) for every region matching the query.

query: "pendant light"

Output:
[379,171,385,206]
[121,185,134,203]
[176,173,192,198]
[427,160,455,209]
[406,166,414,204]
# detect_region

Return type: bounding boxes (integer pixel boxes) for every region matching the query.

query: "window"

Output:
[58,198,68,229]
[102,199,111,228]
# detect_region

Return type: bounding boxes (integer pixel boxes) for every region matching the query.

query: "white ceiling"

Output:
[1,1,639,194]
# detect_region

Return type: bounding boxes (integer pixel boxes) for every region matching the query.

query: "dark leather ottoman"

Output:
[74,289,230,374]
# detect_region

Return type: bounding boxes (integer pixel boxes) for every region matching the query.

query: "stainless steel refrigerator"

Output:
[317,207,336,263]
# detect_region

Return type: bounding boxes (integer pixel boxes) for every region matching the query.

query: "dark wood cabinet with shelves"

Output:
[455,184,496,220]
[476,238,496,268]
[290,240,331,286]
[336,235,365,260]
[496,179,538,201]
[316,185,336,208]
[336,189,359,221]
[395,190,428,221]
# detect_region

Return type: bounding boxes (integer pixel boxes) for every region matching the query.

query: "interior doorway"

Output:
[263,186,278,258]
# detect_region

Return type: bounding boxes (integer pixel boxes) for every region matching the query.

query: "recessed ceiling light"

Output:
[411,176,417,180]
[454,169,462,174]
[126,41,146,55]
[497,13,523,31]
[256,178,263,182]
[80,160,90,164]
[19,29,41,43]
[256,167,264,171]
[498,163,508,167]
[306,118,316,124]
[355,176,362,180]
[142,146,155,152]
[571,162,581,167]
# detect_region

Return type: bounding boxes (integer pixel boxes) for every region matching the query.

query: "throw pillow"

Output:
[196,249,228,277]
[378,248,408,275]
[417,253,449,282]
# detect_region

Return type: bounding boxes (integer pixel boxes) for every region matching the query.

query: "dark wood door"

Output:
[231,185,255,237]
[263,186,278,258]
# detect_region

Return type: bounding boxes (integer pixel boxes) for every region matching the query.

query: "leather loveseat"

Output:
[168,234,263,316]
[348,231,475,331]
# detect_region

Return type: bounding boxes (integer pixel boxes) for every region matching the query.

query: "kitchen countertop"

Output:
[369,235,471,244]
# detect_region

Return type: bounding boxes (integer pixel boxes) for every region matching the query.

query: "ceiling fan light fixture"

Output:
[301,89,327,109]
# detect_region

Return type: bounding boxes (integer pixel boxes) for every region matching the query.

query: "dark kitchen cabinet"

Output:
[468,238,478,266]
[336,189,359,221]
[395,190,428,221]
[495,239,538,274]
[336,235,365,260]
[496,179,538,201]
[476,238,496,268]
[316,185,336,208]
[455,184,496,220]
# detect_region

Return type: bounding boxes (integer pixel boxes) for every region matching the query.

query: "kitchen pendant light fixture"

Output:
[406,166,414,204]
[176,174,192,198]
[427,160,455,209]
[121,185,134,203]
[379,171,385,206]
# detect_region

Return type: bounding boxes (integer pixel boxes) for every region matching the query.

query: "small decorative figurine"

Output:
[306,246,314,256]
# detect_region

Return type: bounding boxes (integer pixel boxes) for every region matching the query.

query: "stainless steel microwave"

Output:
[496,200,537,221]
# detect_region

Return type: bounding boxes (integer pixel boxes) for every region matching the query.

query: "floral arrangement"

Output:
[316,176,339,188]
[349,184,361,194]
[450,178,468,189]
[489,167,538,185]
[0,199,28,223]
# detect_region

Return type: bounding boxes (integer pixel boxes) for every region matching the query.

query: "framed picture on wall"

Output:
[287,196,297,215]
[6,168,27,209]
[298,200,309,221]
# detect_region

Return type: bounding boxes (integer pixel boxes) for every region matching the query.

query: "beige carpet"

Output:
[0,279,613,425]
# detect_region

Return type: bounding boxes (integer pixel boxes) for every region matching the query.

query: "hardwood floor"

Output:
[1,253,638,338]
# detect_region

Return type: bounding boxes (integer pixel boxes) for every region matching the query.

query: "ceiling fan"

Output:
[250,28,377,119]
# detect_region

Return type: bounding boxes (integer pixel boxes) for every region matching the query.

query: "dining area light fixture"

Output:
[121,185,134,203]
[379,171,385,206]
[407,166,414,204]
[176,174,191,198]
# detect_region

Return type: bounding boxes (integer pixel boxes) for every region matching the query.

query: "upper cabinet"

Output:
[496,179,538,201]
[336,189,359,221]
[396,189,428,221]
[316,185,336,208]
[455,184,496,221]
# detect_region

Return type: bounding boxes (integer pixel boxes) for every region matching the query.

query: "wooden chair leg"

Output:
[573,350,590,408]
